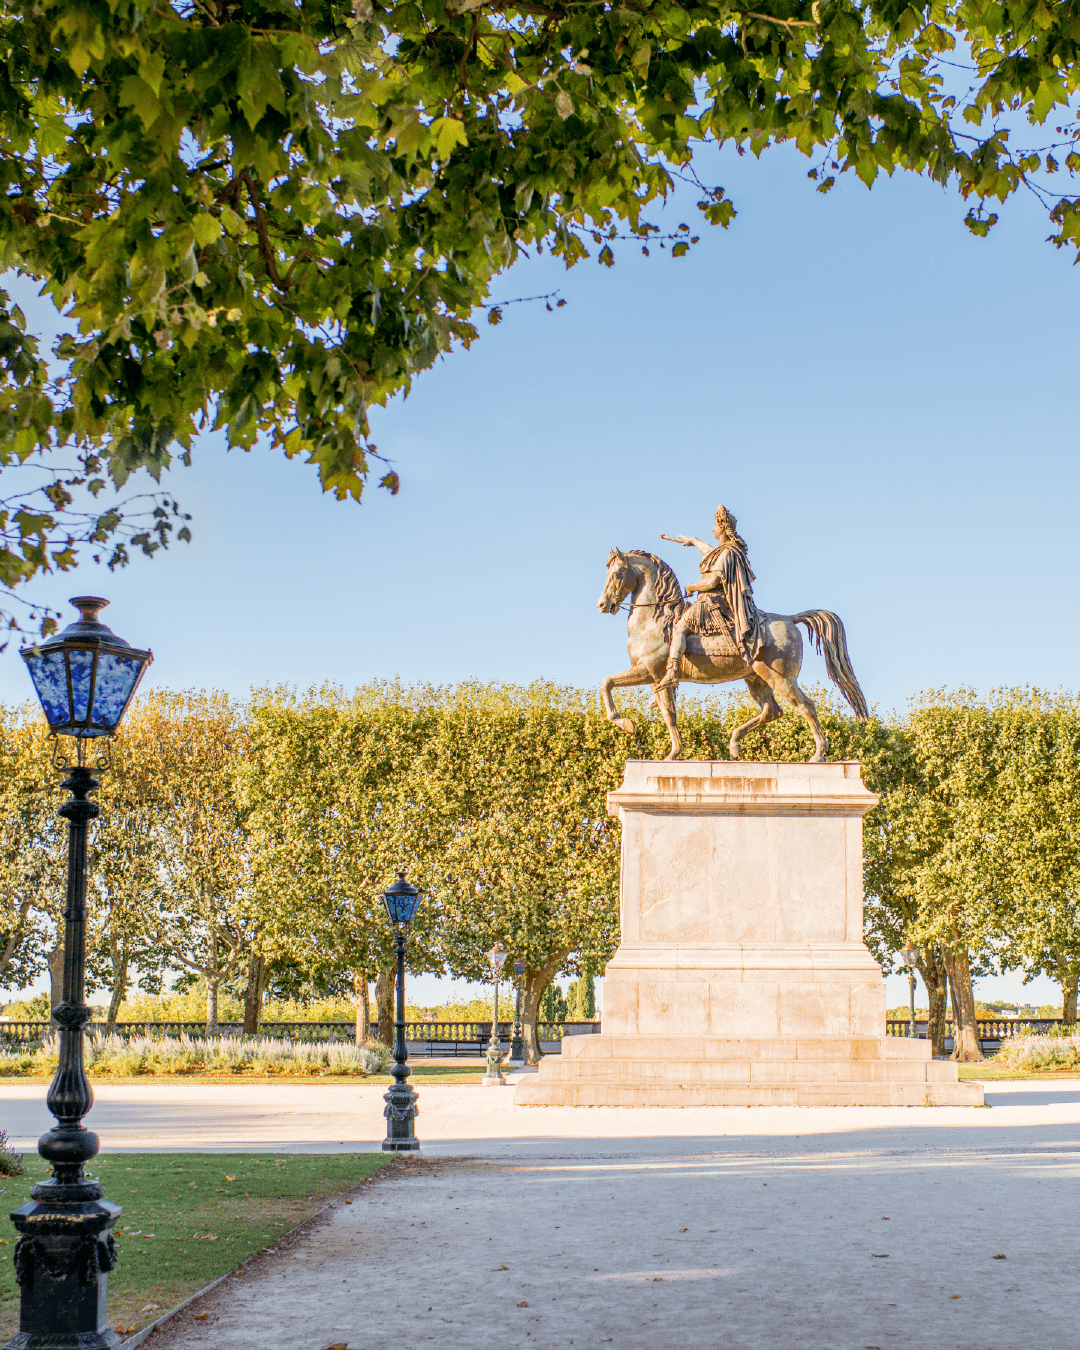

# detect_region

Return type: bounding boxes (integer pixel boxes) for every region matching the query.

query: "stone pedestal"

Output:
[517,761,982,1107]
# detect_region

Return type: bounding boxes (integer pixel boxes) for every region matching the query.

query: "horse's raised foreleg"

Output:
[600,666,654,736]
[729,673,781,760]
[653,682,683,761]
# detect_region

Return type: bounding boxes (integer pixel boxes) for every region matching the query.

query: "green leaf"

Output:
[191,215,223,248]
[963,208,998,238]
[431,117,468,159]
[138,52,167,97]
[237,41,287,131]
[118,75,162,131]
[1032,78,1065,124]
[218,206,247,237]
[631,42,651,78]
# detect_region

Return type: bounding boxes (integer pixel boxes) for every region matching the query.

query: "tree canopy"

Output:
[1,0,1077,628]
[2,680,1077,1063]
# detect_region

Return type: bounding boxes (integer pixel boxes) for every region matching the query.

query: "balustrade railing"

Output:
[0,1017,604,1053]
[0,1015,1064,1052]
[886,1017,1065,1042]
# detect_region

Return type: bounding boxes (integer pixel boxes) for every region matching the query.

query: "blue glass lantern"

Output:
[380,871,423,926]
[21,597,153,740]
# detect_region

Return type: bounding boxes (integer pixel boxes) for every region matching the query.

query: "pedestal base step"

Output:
[515,1035,984,1107]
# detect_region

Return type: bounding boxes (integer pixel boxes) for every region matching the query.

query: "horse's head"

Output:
[598,548,638,614]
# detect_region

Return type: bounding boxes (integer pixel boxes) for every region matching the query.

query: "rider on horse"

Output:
[656,505,765,690]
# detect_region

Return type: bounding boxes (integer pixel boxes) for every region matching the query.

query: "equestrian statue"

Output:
[597,504,869,762]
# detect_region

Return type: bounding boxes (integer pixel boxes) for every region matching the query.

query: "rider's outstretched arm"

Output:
[661,534,713,555]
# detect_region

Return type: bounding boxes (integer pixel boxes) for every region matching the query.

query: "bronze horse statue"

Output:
[597,548,869,762]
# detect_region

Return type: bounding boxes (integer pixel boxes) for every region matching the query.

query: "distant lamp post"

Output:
[380,871,424,1152]
[509,958,526,1066]
[13,596,151,1350]
[483,941,508,1086]
[901,940,920,1039]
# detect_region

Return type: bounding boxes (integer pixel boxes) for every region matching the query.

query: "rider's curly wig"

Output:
[715,504,749,555]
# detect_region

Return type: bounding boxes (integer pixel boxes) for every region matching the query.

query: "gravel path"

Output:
[147,1121,1079,1350]
[2,1078,1077,1348]
[2,1075,1079,1153]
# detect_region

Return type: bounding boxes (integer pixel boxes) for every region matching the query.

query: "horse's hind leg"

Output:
[600,665,653,736]
[653,682,683,761]
[729,673,781,760]
[757,666,829,762]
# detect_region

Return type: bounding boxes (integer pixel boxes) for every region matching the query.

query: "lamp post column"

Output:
[483,940,507,1086]
[908,972,917,1039]
[509,960,525,1066]
[7,762,121,1350]
[382,925,419,1152]
[483,974,505,1085]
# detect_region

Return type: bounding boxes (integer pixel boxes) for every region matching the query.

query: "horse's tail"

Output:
[792,610,869,720]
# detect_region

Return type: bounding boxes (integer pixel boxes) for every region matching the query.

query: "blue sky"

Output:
[4,138,1076,1008]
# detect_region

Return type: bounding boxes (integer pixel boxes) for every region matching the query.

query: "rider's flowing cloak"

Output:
[682,542,765,664]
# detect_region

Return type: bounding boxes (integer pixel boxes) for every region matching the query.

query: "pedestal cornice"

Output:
[607,759,880,818]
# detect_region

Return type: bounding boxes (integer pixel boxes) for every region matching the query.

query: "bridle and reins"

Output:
[608,560,679,614]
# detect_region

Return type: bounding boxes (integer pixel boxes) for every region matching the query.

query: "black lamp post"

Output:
[483,941,508,1087]
[509,958,525,1065]
[11,596,151,1350]
[901,940,920,1039]
[380,871,423,1152]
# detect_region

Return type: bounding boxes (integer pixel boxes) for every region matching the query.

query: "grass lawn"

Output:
[958,1062,1080,1081]
[0,1151,390,1342]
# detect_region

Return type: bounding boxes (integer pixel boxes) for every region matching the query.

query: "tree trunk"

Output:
[375,965,395,1046]
[47,930,65,1015]
[242,952,267,1035]
[943,947,982,1062]
[1060,968,1079,1026]
[0,898,32,987]
[352,970,370,1045]
[104,935,129,1034]
[520,948,570,1066]
[206,977,220,1036]
[916,945,949,1056]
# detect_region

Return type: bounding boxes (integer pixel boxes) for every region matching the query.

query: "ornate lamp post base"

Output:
[482,1042,506,1087]
[7,1167,122,1350]
[382,1082,421,1152]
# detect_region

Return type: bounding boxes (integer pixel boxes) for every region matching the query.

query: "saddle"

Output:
[679,592,742,660]
[684,631,742,661]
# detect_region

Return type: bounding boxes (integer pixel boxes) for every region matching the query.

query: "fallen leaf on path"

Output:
[653,1277,663,1281]
[517,1301,528,1307]
[493,1265,508,1271]
[950,1295,961,1299]
[993,1254,1006,1259]
[195,1314,208,1321]
[871,1254,889,1258]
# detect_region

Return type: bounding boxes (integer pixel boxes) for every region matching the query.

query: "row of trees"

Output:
[0,682,1076,1062]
